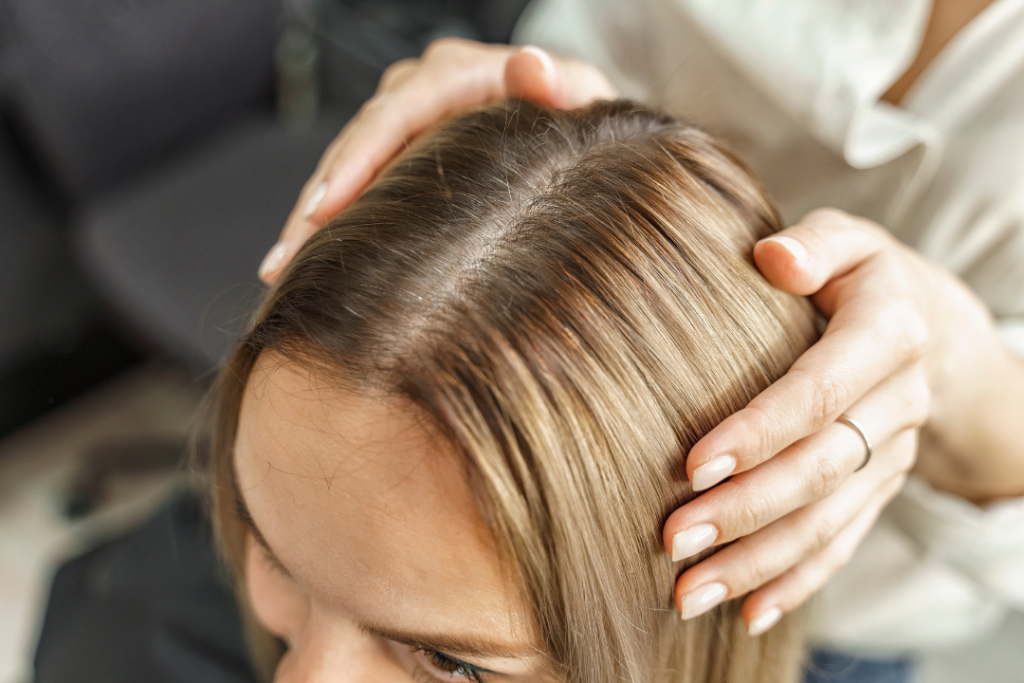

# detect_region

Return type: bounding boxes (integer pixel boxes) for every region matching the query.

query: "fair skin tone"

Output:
[235,355,555,682]
[256,0,1024,635]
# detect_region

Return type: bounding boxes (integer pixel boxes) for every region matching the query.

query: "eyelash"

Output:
[249,550,492,683]
[256,543,291,578]
[413,647,489,683]
[246,534,492,682]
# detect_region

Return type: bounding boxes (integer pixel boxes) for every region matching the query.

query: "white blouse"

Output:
[516,0,1024,651]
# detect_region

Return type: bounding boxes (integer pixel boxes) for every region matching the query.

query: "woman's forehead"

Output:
[233,354,535,652]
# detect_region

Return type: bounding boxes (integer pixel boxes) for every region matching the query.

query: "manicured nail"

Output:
[680,582,728,620]
[259,241,289,279]
[748,607,783,636]
[672,523,719,561]
[302,181,328,219]
[520,46,556,78]
[762,235,808,263]
[691,455,736,491]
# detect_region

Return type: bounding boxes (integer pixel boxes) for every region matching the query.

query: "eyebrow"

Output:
[229,459,535,661]
[357,622,534,660]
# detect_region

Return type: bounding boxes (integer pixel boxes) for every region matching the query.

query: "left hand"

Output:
[661,207,1018,636]
[259,40,615,284]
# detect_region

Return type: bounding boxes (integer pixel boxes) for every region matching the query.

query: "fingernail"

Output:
[672,523,719,561]
[520,46,556,77]
[748,607,783,636]
[680,582,728,620]
[691,455,736,491]
[259,241,289,279]
[762,235,808,263]
[302,181,328,219]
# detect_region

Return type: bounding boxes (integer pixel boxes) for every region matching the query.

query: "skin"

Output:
[256,0,1024,637]
[882,0,997,105]
[235,355,554,682]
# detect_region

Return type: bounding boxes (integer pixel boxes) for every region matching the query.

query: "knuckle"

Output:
[857,217,892,242]
[803,207,850,227]
[811,375,848,426]
[744,554,783,592]
[875,247,905,270]
[811,514,844,553]
[800,208,892,244]
[745,406,782,463]
[379,58,418,89]
[359,94,403,127]
[811,448,847,499]
[360,93,389,116]
[874,297,929,361]
[422,36,471,61]
[731,490,776,536]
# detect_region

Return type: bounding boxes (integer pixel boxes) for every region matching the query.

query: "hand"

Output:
[258,38,616,283]
[661,208,1024,636]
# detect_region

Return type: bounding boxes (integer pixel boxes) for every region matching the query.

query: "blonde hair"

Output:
[211,99,818,682]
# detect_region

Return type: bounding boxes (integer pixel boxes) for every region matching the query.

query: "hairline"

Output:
[228,438,537,662]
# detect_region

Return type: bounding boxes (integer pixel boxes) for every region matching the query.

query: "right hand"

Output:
[258,37,617,283]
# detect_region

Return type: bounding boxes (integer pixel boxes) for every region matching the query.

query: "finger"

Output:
[674,465,907,623]
[264,41,617,284]
[306,62,510,225]
[308,39,572,227]
[376,57,420,92]
[666,373,922,558]
[506,47,618,109]
[307,45,572,228]
[684,261,929,489]
[505,46,561,107]
[260,173,334,283]
[548,57,619,107]
[753,208,892,296]
[679,464,905,626]
[258,236,303,285]
[298,40,513,227]
[809,246,921,320]
[740,470,908,635]
[262,43,517,283]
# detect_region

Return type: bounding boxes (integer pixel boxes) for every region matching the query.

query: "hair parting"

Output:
[210,99,818,683]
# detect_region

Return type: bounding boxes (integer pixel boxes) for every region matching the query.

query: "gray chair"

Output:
[6,0,528,515]
[78,116,343,374]
[0,0,284,436]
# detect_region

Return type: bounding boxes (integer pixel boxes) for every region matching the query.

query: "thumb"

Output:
[505,46,563,108]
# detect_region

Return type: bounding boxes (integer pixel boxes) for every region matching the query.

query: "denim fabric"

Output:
[804,647,916,683]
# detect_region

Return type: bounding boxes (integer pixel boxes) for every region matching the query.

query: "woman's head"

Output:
[214,100,817,682]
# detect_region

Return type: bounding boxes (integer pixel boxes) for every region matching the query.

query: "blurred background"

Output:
[0,1,529,681]
[0,1,1021,682]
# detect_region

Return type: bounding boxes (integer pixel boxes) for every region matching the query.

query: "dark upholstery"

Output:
[3,0,281,198]
[34,491,258,683]
[76,116,342,372]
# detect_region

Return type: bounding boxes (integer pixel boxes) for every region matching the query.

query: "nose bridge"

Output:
[273,604,389,683]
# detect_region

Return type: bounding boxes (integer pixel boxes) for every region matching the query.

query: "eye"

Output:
[258,544,292,578]
[415,647,489,682]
